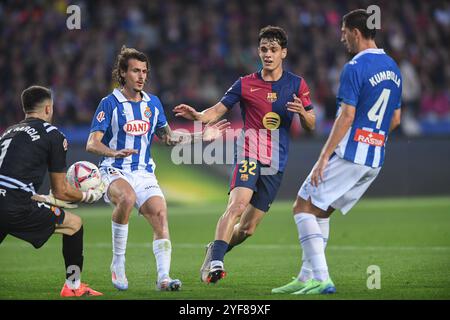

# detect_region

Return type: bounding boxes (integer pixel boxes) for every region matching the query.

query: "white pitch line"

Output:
[1,242,449,251]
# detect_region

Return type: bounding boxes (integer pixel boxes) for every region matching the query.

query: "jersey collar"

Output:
[257,70,286,83]
[352,48,385,60]
[113,88,151,103]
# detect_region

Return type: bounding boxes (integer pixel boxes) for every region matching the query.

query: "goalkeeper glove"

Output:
[31,193,78,209]
[81,182,105,204]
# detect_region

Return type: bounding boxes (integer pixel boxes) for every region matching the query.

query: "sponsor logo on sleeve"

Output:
[96,111,105,123]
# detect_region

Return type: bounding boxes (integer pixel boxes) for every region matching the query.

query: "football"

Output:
[66,161,102,192]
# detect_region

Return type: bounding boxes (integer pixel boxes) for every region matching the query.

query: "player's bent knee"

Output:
[292,197,304,214]
[61,212,82,235]
[238,226,255,238]
[238,220,258,237]
[149,208,167,220]
[226,202,247,218]
[116,193,136,210]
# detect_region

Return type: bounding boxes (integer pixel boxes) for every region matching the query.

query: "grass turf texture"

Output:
[0,197,449,300]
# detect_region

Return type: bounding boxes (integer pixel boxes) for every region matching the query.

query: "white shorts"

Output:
[100,166,165,211]
[298,155,381,214]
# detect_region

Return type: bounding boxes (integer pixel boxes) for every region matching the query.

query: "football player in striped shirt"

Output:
[272,9,402,295]
[86,46,228,292]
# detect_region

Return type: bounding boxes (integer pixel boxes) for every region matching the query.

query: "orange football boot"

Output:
[60,283,103,297]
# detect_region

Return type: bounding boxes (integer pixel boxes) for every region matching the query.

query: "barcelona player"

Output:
[272,9,402,295]
[173,26,316,284]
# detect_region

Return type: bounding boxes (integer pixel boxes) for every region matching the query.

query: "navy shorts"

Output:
[229,159,283,212]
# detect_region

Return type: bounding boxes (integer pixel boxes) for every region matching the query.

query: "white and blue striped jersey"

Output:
[90,89,168,173]
[335,48,402,168]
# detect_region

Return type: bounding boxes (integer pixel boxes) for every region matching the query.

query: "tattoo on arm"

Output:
[156,125,171,144]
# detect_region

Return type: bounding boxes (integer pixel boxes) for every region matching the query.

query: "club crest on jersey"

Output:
[96,111,105,123]
[51,206,62,217]
[240,174,249,181]
[144,107,152,118]
[266,92,277,103]
[262,112,281,130]
[123,120,150,136]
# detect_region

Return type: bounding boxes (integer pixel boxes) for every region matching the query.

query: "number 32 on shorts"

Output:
[239,160,257,175]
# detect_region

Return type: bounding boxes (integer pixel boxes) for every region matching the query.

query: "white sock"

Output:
[317,217,330,248]
[298,217,330,281]
[112,221,128,265]
[298,252,313,282]
[211,260,224,269]
[294,213,329,282]
[153,239,172,281]
[65,278,80,290]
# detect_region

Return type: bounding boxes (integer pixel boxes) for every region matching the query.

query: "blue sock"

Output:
[211,240,229,262]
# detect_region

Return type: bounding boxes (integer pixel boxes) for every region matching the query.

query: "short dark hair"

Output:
[21,86,52,113]
[342,9,376,39]
[112,45,149,86]
[258,25,288,48]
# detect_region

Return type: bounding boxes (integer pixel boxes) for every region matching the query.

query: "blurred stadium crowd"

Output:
[0,0,449,137]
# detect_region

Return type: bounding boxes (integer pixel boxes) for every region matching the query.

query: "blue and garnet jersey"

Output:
[335,48,402,168]
[220,70,313,172]
[90,89,168,173]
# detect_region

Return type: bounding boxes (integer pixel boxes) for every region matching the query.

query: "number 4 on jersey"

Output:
[367,88,391,129]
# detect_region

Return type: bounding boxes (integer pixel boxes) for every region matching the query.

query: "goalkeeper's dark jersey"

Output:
[0,117,67,204]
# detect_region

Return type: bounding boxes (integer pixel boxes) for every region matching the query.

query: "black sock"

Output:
[211,240,229,263]
[63,226,84,281]
[226,245,234,253]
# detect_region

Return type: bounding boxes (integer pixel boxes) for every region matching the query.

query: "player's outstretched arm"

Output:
[156,120,230,146]
[86,131,138,158]
[310,103,355,187]
[173,102,228,124]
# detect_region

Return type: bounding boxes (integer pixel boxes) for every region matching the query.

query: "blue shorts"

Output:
[229,159,283,212]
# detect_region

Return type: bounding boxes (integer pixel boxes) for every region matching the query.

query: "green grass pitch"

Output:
[0,197,449,300]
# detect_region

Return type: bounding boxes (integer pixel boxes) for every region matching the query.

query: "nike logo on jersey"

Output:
[250,88,261,92]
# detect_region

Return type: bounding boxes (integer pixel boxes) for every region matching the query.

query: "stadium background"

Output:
[0,0,449,300]
[1,0,449,199]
